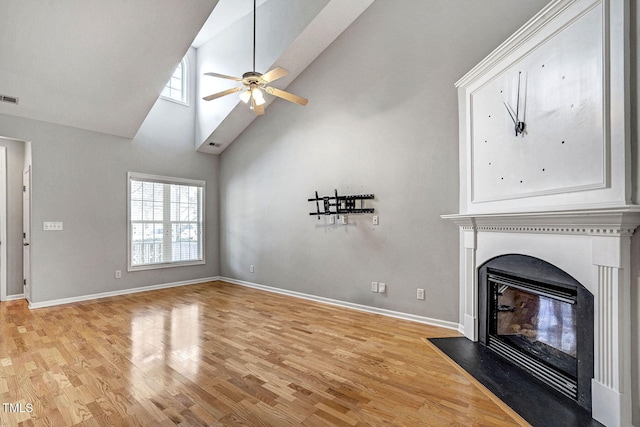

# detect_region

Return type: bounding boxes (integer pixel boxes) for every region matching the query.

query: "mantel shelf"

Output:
[442,205,640,236]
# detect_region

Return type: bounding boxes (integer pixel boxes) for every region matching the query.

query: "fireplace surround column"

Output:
[591,233,633,427]
[461,224,477,341]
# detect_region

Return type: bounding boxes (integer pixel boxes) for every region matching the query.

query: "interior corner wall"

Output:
[218,0,550,322]
[632,1,639,424]
[0,137,25,296]
[0,49,220,304]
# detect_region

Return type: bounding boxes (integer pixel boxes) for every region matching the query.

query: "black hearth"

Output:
[478,254,594,411]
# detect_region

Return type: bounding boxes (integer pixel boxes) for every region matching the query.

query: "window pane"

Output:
[131,201,142,221]
[132,223,143,241]
[153,202,163,221]
[142,182,154,200]
[161,59,186,103]
[131,181,143,200]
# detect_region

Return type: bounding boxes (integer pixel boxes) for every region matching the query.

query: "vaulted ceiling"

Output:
[0,0,374,151]
[0,0,217,138]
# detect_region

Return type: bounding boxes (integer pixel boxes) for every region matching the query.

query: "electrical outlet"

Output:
[371,282,378,292]
[250,265,254,273]
[417,288,425,300]
[378,282,386,293]
[115,270,122,279]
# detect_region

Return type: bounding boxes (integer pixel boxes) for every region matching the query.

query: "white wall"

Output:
[219,0,550,322]
[0,48,219,304]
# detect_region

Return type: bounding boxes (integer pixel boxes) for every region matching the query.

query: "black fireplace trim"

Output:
[478,254,594,411]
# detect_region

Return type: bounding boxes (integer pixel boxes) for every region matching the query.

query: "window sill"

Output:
[159,95,190,107]
[128,259,205,272]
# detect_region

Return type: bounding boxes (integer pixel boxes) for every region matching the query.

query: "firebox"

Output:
[478,254,594,411]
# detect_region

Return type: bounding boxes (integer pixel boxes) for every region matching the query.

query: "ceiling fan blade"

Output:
[204,72,242,81]
[260,67,289,83]
[251,96,265,115]
[202,86,244,101]
[265,86,308,106]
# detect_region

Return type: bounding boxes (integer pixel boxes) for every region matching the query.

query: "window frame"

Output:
[160,57,189,106]
[127,172,205,272]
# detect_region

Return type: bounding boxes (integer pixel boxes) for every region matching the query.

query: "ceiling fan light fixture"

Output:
[252,88,265,105]
[239,90,251,103]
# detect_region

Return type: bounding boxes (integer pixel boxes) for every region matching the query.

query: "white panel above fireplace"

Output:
[470,3,605,202]
[455,0,630,214]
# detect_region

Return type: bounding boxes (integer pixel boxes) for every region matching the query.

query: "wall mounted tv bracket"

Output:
[308,190,374,219]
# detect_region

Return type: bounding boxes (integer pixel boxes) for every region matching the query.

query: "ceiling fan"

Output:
[202,0,308,115]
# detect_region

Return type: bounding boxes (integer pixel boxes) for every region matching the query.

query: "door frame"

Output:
[22,166,30,302]
[0,146,7,302]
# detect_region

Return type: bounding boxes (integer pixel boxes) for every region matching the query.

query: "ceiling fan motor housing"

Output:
[242,71,263,86]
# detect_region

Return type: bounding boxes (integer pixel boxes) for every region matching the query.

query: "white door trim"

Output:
[0,147,7,302]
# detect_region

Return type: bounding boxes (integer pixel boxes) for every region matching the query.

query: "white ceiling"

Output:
[0,0,217,138]
[192,0,269,48]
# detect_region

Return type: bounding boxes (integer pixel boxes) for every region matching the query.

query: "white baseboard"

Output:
[6,293,24,301]
[220,276,460,331]
[29,277,221,309]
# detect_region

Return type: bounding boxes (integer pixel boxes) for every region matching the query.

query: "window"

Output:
[161,58,188,104]
[128,172,204,270]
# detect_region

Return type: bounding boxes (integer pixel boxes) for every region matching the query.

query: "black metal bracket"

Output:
[308,189,375,219]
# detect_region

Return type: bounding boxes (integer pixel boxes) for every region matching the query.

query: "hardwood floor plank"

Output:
[0,281,528,426]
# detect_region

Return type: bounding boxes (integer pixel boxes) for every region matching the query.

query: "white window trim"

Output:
[127,172,205,272]
[160,57,189,106]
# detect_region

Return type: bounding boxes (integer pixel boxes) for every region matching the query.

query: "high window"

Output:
[128,172,204,270]
[161,58,188,104]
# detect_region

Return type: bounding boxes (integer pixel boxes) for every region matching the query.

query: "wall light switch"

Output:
[371,282,378,292]
[373,215,379,225]
[329,215,335,225]
[378,283,386,293]
[340,216,347,225]
[43,221,63,231]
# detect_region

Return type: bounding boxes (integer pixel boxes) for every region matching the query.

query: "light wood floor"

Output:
[1,281,529,426]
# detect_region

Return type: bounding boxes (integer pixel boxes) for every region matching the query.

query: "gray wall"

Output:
[219,0,550,322]
[0,48,219,304]
[0,137,25,296]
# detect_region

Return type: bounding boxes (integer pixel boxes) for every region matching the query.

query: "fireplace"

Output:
[478,254,594,410]
[442,209,640,426]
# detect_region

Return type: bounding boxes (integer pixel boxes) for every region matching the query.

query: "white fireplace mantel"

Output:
[443,206,640,427]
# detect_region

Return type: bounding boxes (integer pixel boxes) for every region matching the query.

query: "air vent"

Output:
[1,95,19,105]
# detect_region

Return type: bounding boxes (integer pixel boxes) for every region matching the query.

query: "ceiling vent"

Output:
[1,95,19,105]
